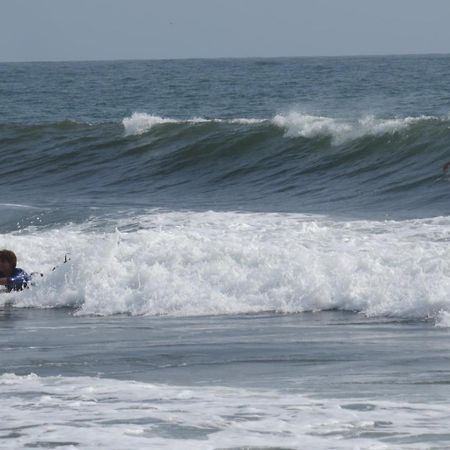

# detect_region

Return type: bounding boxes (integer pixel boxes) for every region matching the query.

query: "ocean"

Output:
[1,55,450,449]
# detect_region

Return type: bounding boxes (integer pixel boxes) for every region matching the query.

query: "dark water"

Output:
[1,56,450,449]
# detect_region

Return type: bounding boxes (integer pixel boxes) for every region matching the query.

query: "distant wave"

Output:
[122,112,266,135]
[122,111,443,143]
[2,111,450,216]
[1,111,444,142]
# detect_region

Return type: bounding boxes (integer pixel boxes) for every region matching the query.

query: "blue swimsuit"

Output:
[1,268,30,292]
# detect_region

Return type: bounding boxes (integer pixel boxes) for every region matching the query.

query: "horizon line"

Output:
[1,51,450,64]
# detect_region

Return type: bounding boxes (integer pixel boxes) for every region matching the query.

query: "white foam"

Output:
[1,373,448,449]
[436,310,450,328]
[122,113,267,135]
[122,111,438,141]
[229,117,266,124]
[272,112,437,144]
[0,203,39,209]
[122,113,223,135]
[2,211,450,324]
[122,113,179,135]
[273,112,353,141]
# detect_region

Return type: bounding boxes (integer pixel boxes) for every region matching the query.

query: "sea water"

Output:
[1,56,450,449]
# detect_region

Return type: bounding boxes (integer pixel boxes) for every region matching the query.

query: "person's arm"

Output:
[3,272,30,291]
[0,278,8,286]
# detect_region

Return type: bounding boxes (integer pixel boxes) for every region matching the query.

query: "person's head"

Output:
[0,250,17,276]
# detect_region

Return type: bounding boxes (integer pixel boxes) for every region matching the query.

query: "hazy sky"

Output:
[1,0,450,62]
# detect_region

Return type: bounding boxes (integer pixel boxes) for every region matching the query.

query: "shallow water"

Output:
[1,309,450,449]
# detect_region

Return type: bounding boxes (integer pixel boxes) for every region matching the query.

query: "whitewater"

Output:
[2,372,450,450]
[2,210,450,325]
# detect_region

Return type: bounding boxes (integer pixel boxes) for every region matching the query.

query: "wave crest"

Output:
[272,112,438,143]
[122,111,441,143]
[122,112,266,135]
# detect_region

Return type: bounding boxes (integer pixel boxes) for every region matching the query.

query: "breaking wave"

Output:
[121,111,442,142]
[2,110,450,216]
[122,112,266,135]
[2,210,450,325]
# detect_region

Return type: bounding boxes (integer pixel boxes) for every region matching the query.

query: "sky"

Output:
[1,0,450,62]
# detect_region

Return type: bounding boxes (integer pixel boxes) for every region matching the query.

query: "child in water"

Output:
[0,250,30,292]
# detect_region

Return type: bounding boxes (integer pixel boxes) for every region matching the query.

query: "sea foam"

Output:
[122,111,439,143]
[1,373,449,449]
[272,112,437,144]
[122,112,266,135]
[2,210,450,324]
[122,113,180,135]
